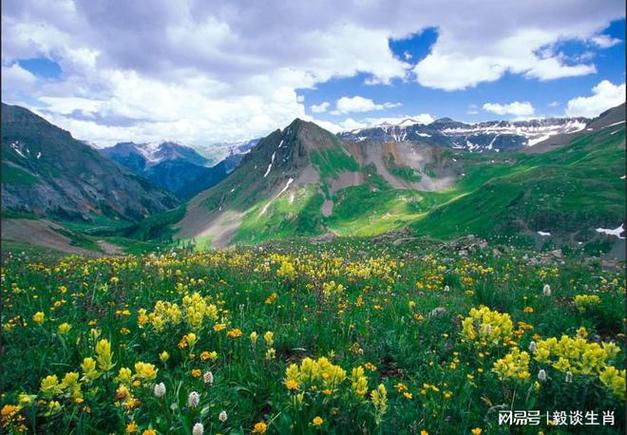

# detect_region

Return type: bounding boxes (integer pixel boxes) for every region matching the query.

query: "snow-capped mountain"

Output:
[101,141,209,170]
[339,116,589,152]
[191,138,261,164]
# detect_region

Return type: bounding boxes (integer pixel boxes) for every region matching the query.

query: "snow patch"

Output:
[259,178,294,216]
[263,152,276,178]
[605,120,626,128]
[527,134,551,147]
[537,231,551,237]
[10,142,26,158]
[595,224,625,239]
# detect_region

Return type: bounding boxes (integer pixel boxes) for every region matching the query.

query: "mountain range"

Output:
[100,141,243,199]
[1,101,624,255]
[338,116,589,152]
[174,104,625,248]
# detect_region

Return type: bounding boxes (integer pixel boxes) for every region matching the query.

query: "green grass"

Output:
[234,186,326,244]
[385,154,422,182]
[54,228,102,252]
[1,162,39,185]
[310,147,359,179]
[328,185,424,236]
[412,127,626,241]
[122,205,187,241]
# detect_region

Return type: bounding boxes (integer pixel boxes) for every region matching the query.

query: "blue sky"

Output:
[301,19,626,124]
[1,1,625,147]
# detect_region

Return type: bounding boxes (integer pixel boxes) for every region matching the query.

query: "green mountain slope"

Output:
[1,103,178,221]
[412,124,625,243]
[174,118,459,246]
[173,106,624,250]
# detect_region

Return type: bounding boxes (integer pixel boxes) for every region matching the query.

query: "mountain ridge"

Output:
[1,103,178,222]
[173,104,625,249]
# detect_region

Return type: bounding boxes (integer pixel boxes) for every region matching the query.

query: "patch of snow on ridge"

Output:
[442,119,587,146]
[537,231,551,237]
[595,224,625,239]
[10,142,26,158]
[277,177,294,196]
[259,178,294,216]
[263,152,276,178]
[527,135,551,146]
[606,120,626,128]
[487,134,500,150]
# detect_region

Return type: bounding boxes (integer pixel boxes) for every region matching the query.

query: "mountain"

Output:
[174,106,624,249]
[526,103,626,153]
[1,103,178,221]
[100,141,210,170]
[191,138,261,164]
[100,141,241,200]
[339,116,589,152]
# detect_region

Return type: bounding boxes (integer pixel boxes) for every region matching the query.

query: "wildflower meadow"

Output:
[1,238,625,434]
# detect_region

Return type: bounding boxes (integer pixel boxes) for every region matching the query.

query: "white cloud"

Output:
[548,101,560,107]
[524,57,596,81]
[325,113,435,132]
[411,4,623,91]
[365,113,435,126]
[466,104,479,115]
[1,63,37,89]
[565,80,626,118]
[311,101,330,113]
[590,34,622,48]
[335,96,401,114]
[482,101,535,117]
[0,0,623,146]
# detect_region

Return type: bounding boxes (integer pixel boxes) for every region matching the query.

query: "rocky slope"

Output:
[339,116,588,152]
[1,103,178,221]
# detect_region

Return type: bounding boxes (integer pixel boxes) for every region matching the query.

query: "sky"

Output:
[1,0,626,148]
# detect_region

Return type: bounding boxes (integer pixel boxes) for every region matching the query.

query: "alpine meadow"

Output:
[1,1,626,434]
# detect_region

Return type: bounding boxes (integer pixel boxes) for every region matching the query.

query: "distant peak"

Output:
[433,117,455,123]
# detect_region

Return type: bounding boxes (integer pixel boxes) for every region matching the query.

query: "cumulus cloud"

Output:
[334,96,401,114]
[1,63,37,89]
[311,102,330,113]
[321,113,435,133]
[0,0,623,146]
[565,80,626,118]
[482,101,535,117]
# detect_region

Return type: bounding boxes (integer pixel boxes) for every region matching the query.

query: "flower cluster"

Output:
[492,347,531,381]
[461,306,514,346]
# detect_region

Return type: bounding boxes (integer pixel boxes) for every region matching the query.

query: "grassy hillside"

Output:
[194,123,624,249]
[412,125,625,241]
